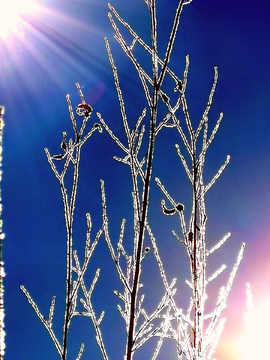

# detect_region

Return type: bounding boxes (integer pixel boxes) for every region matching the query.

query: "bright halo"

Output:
[237,298,270,359]
[0,0,35,37]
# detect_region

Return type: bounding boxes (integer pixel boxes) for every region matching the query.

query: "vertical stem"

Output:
[61,145,81,360]
[126,2,159,358]
[191,159,206,360]
[192,157,199,357]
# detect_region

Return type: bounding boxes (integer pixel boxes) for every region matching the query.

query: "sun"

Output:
[0,0,35,37]
[237,297,270,359]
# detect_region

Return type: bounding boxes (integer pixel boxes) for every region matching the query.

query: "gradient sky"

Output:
[2,0,270,359]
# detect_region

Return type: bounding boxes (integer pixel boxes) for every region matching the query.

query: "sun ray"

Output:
[0,0,36,38]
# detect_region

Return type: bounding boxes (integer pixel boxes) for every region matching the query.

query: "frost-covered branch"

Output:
[157,57,245,359]
[21,1,244,359]
[21,85,103,360]
[20,285,62,357]
[97,2,195,359]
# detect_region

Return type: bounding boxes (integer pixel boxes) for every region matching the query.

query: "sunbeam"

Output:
[0,0,36,38]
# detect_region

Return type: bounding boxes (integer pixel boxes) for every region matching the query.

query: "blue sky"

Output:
[2,0,270,359]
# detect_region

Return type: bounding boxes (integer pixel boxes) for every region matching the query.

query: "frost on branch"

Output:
[20,1,244,360]
[20,84,105,360]
[97,1,196,359]
[155,62,245,359]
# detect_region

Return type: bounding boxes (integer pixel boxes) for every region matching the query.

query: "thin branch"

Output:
[205,155,231,193]
[108,12,152,107]
[20,286,62,357]
[75,343,84,360]
[108,3,182,87]
[48,296,56,327]
[105,37,130,139]
[158,0,187,87]
[195,67,219,141]
[100,180,132,293]
[205,112,224,151]
[175,144,192,182]
[79,277,109,360]
[206,233,231,257]
[97,112,129,154]
[206,264,226,284]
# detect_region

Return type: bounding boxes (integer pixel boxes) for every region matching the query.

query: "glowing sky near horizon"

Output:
[238,297,270,359]
[214,238,270,360]
[216,294,270,360]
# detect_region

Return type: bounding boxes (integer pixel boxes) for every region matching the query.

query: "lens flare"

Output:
[0,0,35,37]
[237,297,270,359]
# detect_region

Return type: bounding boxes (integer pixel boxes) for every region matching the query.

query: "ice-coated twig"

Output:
[205,155,231,193]
[180,92,193,142]
[79,270,109,360]
[157,0,188,88]
[98,29,171,351]
[207,111,224,147]
[117,304,127,322]
[206,232,231,257]
[134,123,146,156]
[154,93,182,135]
[88,269,101,299]
[155,177,177,207]
[146,223,170,292]
[172,230,184,244]
[116,219,126,261]
[175,143,192,182]
[156,40,244,358]
[136,324,154,341]
[195,67,219,141]
[20,286,62,357]
[66,93,77,136]
[20,0,245,358]
[135,294,145,325]
[105,37,130,139]
[108,3,182,87]
[145,227,181,349]
[100,179,132,293]
[175,117,192,156]
[22,85,103,360]
[205,318,226,360]
[75,343,85,360]
[114,290,126,303]
[204,244,245,350]
[181,54,190,93]
[108,12,152,107]
[225,243,245,296]
[97,311,105,326]
[108,3,183,119]
[155,177,188,242]
[186,297,194,326]
[185,279,193,289]
[48,296,56,327]
[206,264,227,284]
[71,223,103,311]
[146,222,194,359]
[97,112,128,154]
[151,308,171,360]
[133,291,176,351]
[85,213,92,256]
